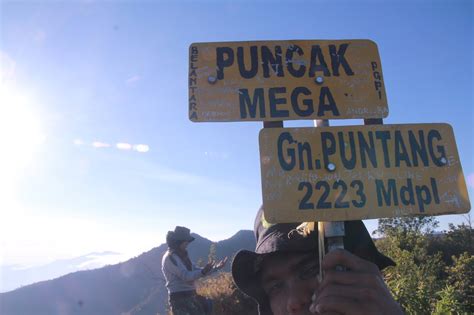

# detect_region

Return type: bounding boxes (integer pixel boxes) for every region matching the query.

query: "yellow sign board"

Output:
[189,40,388,122]
[259,124,470,223]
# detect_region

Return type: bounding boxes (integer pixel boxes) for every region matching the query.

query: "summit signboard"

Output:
[188,38,470,225]
[189,40,388,122]
[259,124,470,223]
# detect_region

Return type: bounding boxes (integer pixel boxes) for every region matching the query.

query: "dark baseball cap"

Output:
[231,206,395,315]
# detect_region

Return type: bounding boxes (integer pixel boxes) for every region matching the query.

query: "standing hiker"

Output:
[162,226,228,315]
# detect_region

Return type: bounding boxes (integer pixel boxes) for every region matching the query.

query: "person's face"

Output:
[179,241,189,250]
[260,252,319,315]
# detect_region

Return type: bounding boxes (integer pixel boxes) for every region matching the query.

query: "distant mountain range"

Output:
[0,251,127,293]
[0,230,256,315]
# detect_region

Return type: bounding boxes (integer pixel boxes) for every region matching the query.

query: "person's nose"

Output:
[286,281,312,314]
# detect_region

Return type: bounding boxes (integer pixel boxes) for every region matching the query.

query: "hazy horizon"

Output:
[1,0,472,286]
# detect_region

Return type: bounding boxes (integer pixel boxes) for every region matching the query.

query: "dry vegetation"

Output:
[197,272,258,315]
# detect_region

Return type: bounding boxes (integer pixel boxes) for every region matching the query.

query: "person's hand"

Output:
[201,261,214,276]
[309,249,403,315]
[214,256,228,270]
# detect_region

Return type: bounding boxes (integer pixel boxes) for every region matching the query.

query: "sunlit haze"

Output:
[0,0,472,292]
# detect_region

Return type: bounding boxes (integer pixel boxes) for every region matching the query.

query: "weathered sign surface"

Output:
[189,40,388,122]
[259,124,471,223]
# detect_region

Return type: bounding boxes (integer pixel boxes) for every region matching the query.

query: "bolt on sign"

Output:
[259,124,471,223]
[189,40,388,122]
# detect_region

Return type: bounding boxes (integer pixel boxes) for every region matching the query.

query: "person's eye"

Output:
[264,280,284,297]
[299,263,319,280]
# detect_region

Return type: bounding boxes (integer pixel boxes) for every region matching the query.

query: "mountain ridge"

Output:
[0,229,255,315]
[0,251,126,293]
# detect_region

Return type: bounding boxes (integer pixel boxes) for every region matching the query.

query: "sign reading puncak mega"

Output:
[189,40,388,122]
[259,124,471,223]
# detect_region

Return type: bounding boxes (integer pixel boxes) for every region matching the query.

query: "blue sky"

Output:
[0,0,472,273]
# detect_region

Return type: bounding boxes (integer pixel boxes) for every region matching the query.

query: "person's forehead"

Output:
[260,252,315,281]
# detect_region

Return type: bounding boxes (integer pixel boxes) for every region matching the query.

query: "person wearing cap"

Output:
[162,226,228,315]
[232,208,403,315]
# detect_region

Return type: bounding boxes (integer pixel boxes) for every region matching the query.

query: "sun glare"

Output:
[0,79,46,267]
[0,82,45,198]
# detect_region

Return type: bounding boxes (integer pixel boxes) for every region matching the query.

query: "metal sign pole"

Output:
[314,118,383,273]
[313,119,346,256]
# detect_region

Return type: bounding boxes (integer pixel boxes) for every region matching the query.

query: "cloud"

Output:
[74,139,150,153]
[0,251,128,292]
[0,206,157,267]
[76,252,126,269]
[116,142,132,150]
[204,151,229,160]
[73,139,84,145]
[92,141,111,148]
[133,144,149,153]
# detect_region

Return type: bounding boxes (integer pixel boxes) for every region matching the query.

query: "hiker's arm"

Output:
[163,255,203,281]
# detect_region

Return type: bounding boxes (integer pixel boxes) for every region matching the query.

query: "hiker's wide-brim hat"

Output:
[167,226,195,243]
[231,207,395,315]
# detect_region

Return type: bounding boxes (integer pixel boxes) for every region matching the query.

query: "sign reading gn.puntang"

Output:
[189,40,388,122]
[259,124,470,223]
